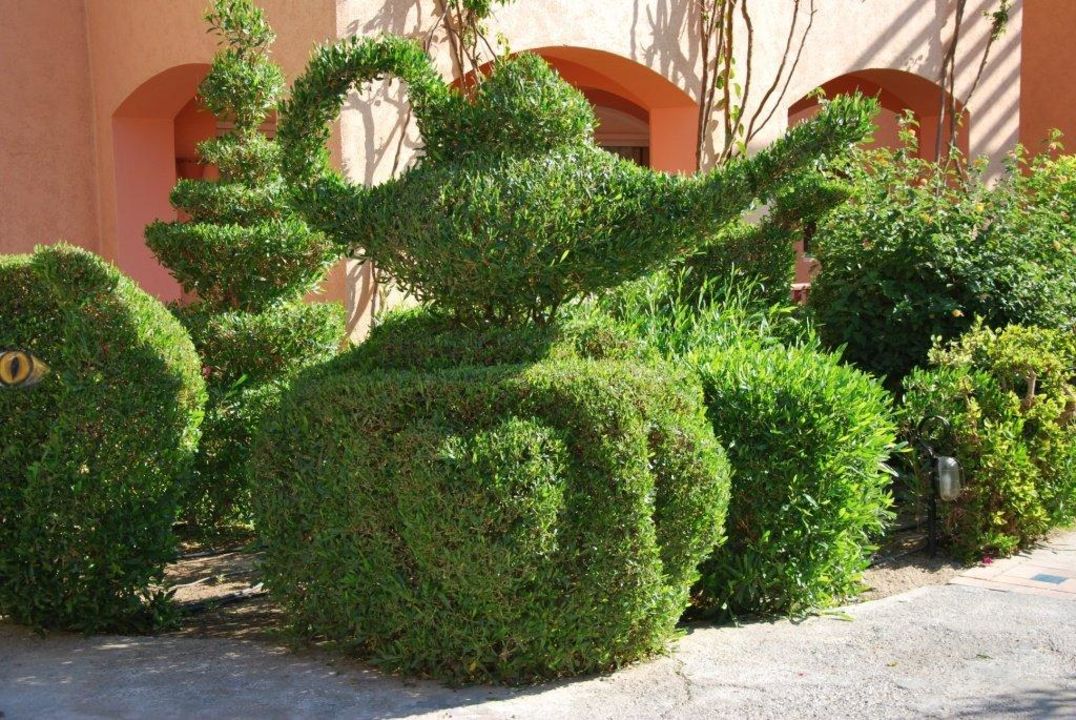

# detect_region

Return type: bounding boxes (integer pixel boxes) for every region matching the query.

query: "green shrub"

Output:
[691,343,897,617]
[279,32,876,322]
[145,0,342,527]
[253,353,730,683]
[175,301,343,524]
[902,322,1076,559]
[809,132,1076,384]
[582,270,897,617]
[0,245,205,632]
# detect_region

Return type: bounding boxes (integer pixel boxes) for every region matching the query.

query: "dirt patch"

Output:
[164,547,281,641]
[859,528,963,602]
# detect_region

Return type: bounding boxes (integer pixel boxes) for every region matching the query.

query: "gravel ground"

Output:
[2,579,1074,720]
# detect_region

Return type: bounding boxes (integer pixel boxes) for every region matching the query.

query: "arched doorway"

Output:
[789,69,969,159]
[529,47,698,174]
[112,64,211,300]
[787,69,970,286]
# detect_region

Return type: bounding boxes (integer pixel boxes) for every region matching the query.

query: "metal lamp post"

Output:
[916,415,963,557]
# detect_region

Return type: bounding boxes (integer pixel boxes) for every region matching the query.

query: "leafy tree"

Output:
[146,0,343,529]
[809,126,1076,384]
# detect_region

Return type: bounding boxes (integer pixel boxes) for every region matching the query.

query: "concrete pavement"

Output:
[2,531,1074,720]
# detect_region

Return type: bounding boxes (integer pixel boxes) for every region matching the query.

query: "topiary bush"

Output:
[578,270,897,616]
[257,13,874,682]
[278,34,876,323]
[0,245,205,632]
[809,130,1076,384]
[145,0,343,528]
[253,350,730,684]
[690,342,897,618]
[902,322,1076,559]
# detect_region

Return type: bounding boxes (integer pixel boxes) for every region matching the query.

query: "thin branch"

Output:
[745,0,801,141]
[750,0,815,143]
[738,0,755,142]
[936,0,967,162]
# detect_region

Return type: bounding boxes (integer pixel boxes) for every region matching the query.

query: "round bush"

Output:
[692,342,897,618]
[902,323,1076,559]
[809,141,1076,384]
[253,351,729,683]
[0,245,205,631]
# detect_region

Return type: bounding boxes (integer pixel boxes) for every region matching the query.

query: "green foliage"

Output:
[580,267,815,359]
[585,270,897,616]
[692,343,897,617]
[279,31,877,322]
[902,322,1076,559]
[809,133,1076,384]
[0,245,205,632]
[253,354,730,684]
[145,0,343,527]
[176,301,343,524]
[686,172,851,305]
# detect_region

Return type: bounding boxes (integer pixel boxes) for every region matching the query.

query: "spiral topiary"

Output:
[145,0,343,529]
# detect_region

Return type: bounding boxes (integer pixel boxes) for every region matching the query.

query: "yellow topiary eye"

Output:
[0,350,49,389]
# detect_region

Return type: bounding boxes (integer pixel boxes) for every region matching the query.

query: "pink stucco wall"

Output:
[1021,0,1076,150]
[83,0,342,302]
[0,1,99,255]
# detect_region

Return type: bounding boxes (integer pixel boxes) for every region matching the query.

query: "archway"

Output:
[112,63,212,300]
[467,48,698,173]
[789,69,969,159]
[787,69,970,286]
[529,47,698,174]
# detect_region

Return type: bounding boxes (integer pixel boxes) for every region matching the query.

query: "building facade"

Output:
[1,0,1071,334]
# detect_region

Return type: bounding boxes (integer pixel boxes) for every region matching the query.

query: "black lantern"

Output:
[916,415,963,556]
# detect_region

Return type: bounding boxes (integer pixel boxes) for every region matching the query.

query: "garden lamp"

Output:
[0,350,49,389]
[916,415,962,556]
[935,455,963,502]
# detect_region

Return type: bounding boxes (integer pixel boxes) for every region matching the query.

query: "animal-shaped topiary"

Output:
[279,36,877,323]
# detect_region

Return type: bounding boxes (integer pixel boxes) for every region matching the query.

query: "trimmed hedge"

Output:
[0,245,205,632]
[902,322,1076,559]
[253,352,730,683]
[691,342,897,617]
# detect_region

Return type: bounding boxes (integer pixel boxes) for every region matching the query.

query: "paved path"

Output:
[952,531,1076,601]
[2,531,1074,720]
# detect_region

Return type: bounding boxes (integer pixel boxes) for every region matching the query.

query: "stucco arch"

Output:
[468,46,699,174]
[789,69,969,159]
[527,46,699,173]
[112,64,212,300]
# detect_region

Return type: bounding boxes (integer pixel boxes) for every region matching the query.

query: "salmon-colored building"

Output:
[2,1,1072,333]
